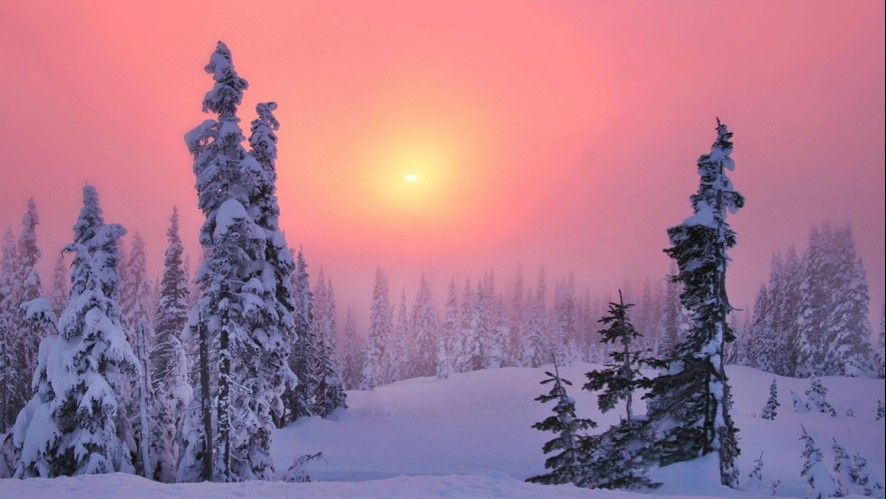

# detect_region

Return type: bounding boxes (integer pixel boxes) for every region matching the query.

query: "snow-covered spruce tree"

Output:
[339,308,364,390]
[832,438,858,497]
[391,289,411,381]
[877,305,885,379]
[799,426,844,498]
[644,119,744,487]
[149,207,192,482]
[284,248,316,422]
[582,290,657,490]
[13,198,47,410]
[508,265,525,367]
[774,247,803,376]
[311,272,346,417]
[179,42,296,482]
[877,400,884,421]
[823,224,874,377]
[121,233,154,345]
[361,268,393,389]
[527,359,596,487]
[522,278,548,368]
[247,101,299,429]
[412,274,438,377]
[12,185,137,477]
[553,274,579,367]
[436,279,460,378]
[747,260,778,374]
[795,224,831,378]
[759,378,779,420]
[793,222,872,378]
[119,232,155,475]
[484,275,510,369]
[0,231,19,433]
[458,278,481,372]
[583,290,651,422]
[747,451,764,489]
[792,378,837,416]
[845,447,884,497]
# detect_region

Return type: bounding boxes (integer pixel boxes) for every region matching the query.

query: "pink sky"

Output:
[1,1,883,328]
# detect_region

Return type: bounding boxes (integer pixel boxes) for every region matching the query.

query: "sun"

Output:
[404,173,418,183]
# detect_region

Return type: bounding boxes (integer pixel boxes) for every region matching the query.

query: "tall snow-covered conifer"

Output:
[119,232,154,475]
[412,275,438,377]
[645,119,744,487]
[247,101,298,430]
[285,248,316,422]
[339,308,364,390]
[179,41,296,482]
[877,305,885,379]
[311,271,346,416]
[361,268,393,389]
[150,207,191,482]
[0,231,18,432]
[12,185,136,477]
[13,198,46,409]
[823,225,873,377]
[436,279,460,378]
[121,233,153,344]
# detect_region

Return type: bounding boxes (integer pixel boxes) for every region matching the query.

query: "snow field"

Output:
[3,363,884,497]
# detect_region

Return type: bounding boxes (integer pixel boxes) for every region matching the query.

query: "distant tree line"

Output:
[733,222,882,378]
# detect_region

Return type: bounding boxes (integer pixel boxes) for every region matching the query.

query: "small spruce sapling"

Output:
[283,452,324,483]
[760,378,779,420]
[583,290,651,422]
[793,378,837,416]
[580,290,659,490]
[747,451,764,487]
[799,425,844,498]
[850,451,884,497]
[527,357,596,487]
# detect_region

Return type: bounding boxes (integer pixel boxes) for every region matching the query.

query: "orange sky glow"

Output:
[1,0,884,327]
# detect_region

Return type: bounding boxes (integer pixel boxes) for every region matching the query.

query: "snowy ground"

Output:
[2,364,883,497]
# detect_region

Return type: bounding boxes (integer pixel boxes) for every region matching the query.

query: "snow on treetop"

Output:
[255,102,279,129]
[201,41,248,118]
[698,121,735,171]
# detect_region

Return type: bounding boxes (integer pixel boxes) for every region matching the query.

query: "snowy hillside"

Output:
[2,364,884,497]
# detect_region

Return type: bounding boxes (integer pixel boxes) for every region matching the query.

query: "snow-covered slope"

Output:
[2,364,883,497]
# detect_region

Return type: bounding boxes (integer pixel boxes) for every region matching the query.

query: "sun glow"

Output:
[404,173,418,183]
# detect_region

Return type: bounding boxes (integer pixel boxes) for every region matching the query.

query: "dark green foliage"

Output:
[583,290,652,421]
[580,291,659,489]
[527,361,596,486]
[760,378,779,420]
[583,419,660,490]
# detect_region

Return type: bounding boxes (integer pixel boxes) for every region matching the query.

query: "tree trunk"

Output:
[199,323,213,482]
[136,322,153,478]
